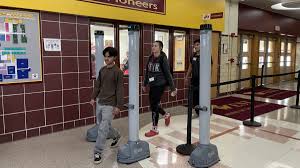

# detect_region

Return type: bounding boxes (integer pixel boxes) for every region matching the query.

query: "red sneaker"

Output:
[145,130,159,137]
[164,113,171,126]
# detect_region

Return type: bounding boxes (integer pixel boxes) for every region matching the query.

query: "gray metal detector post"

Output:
[117,25,150,164]
[189,24,220,168]
[86,30,104,142]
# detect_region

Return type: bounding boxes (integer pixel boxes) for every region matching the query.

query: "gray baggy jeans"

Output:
[94,105,120,154]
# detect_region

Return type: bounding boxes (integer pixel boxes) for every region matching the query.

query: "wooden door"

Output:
[211,32,220,98]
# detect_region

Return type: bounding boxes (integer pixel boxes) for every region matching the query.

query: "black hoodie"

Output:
[143,52,176,91]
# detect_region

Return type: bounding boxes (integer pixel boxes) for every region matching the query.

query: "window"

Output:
[280,56,285,67]
[173,31,186,71]
[90,22,115,78]
[267,56,273,68]
[119,25,129,75]
[155,29,169,58]
[259,56,264,68]
[287,43,292,53]
[286,56,291,67]
[285,42,292,67]
[281,42,285,53]
[268,41,274,53]
[90,22,141,78]
[243,39,249,52]
[259,40,265,52]
[242,57,248,70]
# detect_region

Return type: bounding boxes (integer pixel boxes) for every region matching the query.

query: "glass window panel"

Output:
[286,62,291,67]
[259,63,264,68]
[267,56,272,62]
[90,22,115,78]
[267,63,272,68]
[287,43,292,53]
[281,42,285,53]
[259,56,264,63]
[155,29,169,58]
[242,64,248,70]
[119,25,130,75]
[280,62,284,67]
[280,56,284,62]
[243,39,248,52]
[173,31,186,71]
[268,41,274,53]
[259,40,265,52]
[242,57,248,64]
[286,56,291,62]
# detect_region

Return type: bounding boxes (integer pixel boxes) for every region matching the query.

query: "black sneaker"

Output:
[195,109,199,116]
[94,153,102,164]
[111,136,121,148]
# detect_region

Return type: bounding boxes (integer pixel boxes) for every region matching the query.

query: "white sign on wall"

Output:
[43,38,61,51]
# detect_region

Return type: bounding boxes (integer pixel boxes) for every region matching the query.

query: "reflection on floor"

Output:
[0,81,300,168]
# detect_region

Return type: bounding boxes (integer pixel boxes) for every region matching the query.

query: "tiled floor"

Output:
[1,81,300,168]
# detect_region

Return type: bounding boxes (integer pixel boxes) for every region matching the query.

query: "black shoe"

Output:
[195,110,199,116]
[94,153,102,164]
[111,136,121,148]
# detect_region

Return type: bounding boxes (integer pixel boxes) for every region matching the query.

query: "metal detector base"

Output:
[176,144,197,156]
[86,125,98,142]
[117,140,150,164]
[189,143,220,168]
[243,120,262,127]
[290,105,300,109]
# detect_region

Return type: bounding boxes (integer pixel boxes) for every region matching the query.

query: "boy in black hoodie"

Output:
[142,41,177,137]
[185,39,213,116]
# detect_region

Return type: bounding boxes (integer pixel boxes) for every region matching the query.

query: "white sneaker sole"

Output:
[94,160,102,164]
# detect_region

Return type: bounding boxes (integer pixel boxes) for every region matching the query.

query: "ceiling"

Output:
[239,0,300,20]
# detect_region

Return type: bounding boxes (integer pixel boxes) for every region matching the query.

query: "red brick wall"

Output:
[0,11,194,144]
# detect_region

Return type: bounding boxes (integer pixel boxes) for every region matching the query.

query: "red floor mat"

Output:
[238,86,298,100]
[212,96,285,121]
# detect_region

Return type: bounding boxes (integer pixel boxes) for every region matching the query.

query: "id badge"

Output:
[193,57,197,61]
[149,77,155,82]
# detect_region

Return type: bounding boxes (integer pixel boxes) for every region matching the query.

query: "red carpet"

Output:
[238,86,298,100]
[212,96,285,121]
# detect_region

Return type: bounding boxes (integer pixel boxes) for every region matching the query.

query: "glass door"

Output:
[238,35,252,89]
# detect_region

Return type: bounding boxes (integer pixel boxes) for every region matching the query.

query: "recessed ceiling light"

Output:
[271,1,300,10]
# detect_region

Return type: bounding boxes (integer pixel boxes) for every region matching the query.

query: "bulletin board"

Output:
[0,9,42,84]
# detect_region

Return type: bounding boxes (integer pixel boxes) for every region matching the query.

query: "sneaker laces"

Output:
[95,153,100,158]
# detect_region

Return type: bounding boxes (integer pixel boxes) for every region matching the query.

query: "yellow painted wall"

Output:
[0,0,225,31]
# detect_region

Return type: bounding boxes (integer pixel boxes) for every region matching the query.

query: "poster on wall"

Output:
[43,38,61,51]
[173,34,185,72]
[0,9,42,84]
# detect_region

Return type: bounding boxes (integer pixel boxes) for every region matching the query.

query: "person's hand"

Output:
[142,86,147,92]
[89,99,96,106]
[113,107,120,116]
[171,88,177,97]
[184,78,189,86]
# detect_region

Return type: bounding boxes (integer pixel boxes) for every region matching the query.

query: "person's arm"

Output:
[143,57,150,87]
[116,70,124,109]
[91,70,102,100]
[161,56,176,92]
[185,63,192,79]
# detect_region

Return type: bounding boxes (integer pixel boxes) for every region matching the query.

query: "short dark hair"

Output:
[155,40,164,49]
[102,47,118,57]
[194,39,200,44]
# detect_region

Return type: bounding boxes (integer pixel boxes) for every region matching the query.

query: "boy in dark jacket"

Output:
[142,40,177,137]
[185,39,213,115]
[90,47,124,164]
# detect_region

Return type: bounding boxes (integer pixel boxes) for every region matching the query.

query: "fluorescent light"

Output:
[271,2,300,10]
